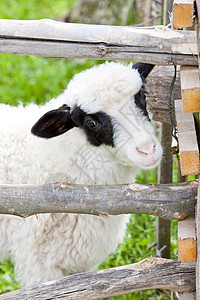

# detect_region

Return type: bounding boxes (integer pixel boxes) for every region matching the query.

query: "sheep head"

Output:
[31,62,162,170]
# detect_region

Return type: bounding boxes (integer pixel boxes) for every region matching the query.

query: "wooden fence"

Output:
[0,181,197,220]
[0,19,198,65]
[0,0,200,298]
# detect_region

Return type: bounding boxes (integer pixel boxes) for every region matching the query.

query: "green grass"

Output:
[0,261,20,294]
[0,0,75,20]
[0,56,100,106]
[0,1,178,298]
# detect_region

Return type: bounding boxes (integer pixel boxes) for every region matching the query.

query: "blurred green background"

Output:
[0,1,178,299]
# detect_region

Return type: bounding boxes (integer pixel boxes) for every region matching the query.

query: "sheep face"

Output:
[32,62,162,170]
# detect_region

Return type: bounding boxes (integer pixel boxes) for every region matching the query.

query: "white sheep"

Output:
[0,62,162,287]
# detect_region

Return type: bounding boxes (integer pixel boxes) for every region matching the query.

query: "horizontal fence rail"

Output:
[0,257,195,300]
[0,180,197,220]
[0,19,198,65]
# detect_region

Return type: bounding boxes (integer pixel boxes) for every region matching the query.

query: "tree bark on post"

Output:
[0,258,195,300]
[157,123,173,258]
[156,0,174,259]
[196,4,200,297]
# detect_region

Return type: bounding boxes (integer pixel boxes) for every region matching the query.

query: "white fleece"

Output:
[0,62,162,287]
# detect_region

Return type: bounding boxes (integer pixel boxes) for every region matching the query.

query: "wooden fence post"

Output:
[196,2,200,299]
[178,214,195,300]
[175,99,199,176]
[157,123,172,258]
[173,0,194,29]
[175,98,198,300]
[156,0,173,260]
[173,0,199,292]
[173,1,198,293]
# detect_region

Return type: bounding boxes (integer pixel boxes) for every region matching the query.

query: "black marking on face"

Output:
[132,62,154,121]
[31,105,77,139]
[31,104,114,147]
[132,62,155,80]
[134,86,150,121]
[71,107,114,147]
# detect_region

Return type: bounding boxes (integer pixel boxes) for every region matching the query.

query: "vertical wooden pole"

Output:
[178,214,196,262]
[196,2,200,298]
[197,175,200,299]
[174,0,198,295]
[176,109,197,300]
[163,0,173,24]
[178,217,195,300]
[156,0,173,260]
[157,123,172,258]
[175,99,200,176]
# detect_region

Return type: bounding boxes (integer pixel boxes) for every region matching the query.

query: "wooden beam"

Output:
[180,66,200,113]
[196,0,200,75]
[156,1,173,260]
[164,0,174,25]
[0,181,197,220]
[178,214,196,300]
[157,124,173,258]
[0,19,198,65]
[178,292,196,299]
[0,257,195,300]
[178,214,196,261]
[197,0,200,24]
[146,65,181,124]
[195,4,200,298]
[175,100,199,175]
[173,0,194,29]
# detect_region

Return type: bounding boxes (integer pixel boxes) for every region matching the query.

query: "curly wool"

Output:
[0,62,162,287]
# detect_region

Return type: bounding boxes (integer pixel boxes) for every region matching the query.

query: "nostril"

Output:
[136,143,156,156]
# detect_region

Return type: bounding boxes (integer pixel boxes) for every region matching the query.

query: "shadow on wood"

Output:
[0,257,195,300]
[0,180,197,220]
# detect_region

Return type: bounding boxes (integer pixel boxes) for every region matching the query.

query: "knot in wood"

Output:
[98,44,109,57]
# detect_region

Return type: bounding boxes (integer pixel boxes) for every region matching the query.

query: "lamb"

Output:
[0,61,162,288]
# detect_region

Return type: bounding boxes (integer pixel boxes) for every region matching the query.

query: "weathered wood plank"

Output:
[197,0,200,75]
[180,66,200,113]
[155,0,173,262]
[0,257,195,300]
[195,5,200,298]
[146,65,181,124]
[0,19,198,65]
[164,0,173,25]
[178,214,196,261]
[197,0,200,24]
[0,38,197,65]
[0,181,197,220]
[157,124,173,258]
[178,292,196,300]
[175,100,199,175]
[0,38,197,66]
[173,0,194,29]
[0,19,196,53]
[178,216,196,300]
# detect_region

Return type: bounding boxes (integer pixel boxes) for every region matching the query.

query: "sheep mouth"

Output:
[143,158,161,168]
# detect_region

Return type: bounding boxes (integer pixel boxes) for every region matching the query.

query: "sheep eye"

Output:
[85,119,97,129]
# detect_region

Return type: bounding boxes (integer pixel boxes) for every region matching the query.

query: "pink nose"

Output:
[136,143,156,156]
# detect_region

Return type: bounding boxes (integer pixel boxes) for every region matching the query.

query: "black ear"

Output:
[31,105,77,139]
[132,62,154,79]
